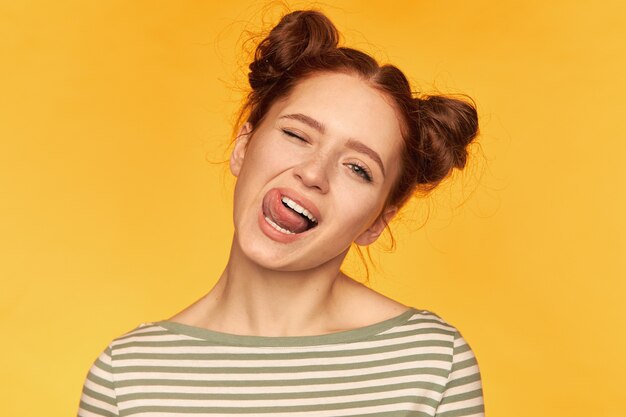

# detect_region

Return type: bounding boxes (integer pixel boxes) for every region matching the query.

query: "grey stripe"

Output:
[436,404,485,417]
[116,380,445,402]
[114,367,451,388]
[78,401,117,417]
[82,386,117,406]
[115,338,453,361]
[78,309,484,417]
[114,354,453,375]
[122,395,438,414]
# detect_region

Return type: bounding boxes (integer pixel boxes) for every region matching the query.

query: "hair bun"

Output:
[248,10,339,89]
[415,95,479,185]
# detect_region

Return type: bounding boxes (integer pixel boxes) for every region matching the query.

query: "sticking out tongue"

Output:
[263,190,309,234]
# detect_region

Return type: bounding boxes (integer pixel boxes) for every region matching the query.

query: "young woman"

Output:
[79,10,484,417]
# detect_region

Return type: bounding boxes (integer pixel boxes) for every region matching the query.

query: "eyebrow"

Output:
[279,113,386,177]
[345,139,386,177]
[280,113,326,134]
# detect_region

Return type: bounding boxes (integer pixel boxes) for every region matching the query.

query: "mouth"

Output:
[261,188,320,236]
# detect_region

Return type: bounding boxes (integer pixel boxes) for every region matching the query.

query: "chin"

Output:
[236,233,295,270]
[233,222,352,272]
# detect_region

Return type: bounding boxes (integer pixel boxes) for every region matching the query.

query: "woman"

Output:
[79,10,484,417]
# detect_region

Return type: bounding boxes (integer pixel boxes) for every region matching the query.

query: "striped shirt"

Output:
[78,308,484,417]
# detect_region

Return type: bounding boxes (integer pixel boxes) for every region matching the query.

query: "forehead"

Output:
[272,72,405,164]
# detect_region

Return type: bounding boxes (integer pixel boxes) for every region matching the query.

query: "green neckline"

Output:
[155,307,418,347]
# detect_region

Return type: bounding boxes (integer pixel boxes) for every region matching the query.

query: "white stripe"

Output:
[116,334,201,344]
[448,363,480,380]
[120,324,163,336]
[442,379,483,397]
[114,333,452,355]
[97,350,112,363]
[454,348,476,363]
[83,377,114,397]
[80,393,118,414]
[78,407,114,417]
[116,374,448,395]
[89,363,113,381]
[380,321,455,335]
[122,401,434,417]
[118,388,435,409]
[114,346,452,368]
[78,311,484,416]
[436,396,484,413]
[114,360,449,382]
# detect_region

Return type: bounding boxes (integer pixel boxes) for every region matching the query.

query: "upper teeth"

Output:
[282,196,317,223]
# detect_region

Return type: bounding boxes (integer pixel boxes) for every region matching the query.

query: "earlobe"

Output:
[354,206,398,246]
[229,122,253,177]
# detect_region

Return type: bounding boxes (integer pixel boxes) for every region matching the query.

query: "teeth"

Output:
[281,196,317,223]
[264,216,295,234]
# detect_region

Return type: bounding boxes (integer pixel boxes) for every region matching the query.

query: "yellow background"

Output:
[1,1,624,416]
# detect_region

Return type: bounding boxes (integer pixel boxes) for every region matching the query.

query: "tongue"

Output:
[263,190,309,234]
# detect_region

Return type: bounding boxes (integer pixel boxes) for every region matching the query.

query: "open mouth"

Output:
[262,189,319,235]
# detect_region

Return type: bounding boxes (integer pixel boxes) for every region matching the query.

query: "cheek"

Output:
[233,139,293,211]
[243,136,295,175]
[333,193,382,230]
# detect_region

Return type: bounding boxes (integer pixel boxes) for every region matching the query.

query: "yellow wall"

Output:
[1,1,624,416]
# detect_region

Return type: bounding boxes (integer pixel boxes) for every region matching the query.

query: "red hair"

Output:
[236,10,479,210]
[234,10,480,277]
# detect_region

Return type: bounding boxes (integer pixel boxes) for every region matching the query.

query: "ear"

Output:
[354,205,398,246]
[229,122,253,177]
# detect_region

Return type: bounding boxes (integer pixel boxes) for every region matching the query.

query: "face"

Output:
[230,71,404,271]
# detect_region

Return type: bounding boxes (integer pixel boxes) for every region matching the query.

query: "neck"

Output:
[202,234,352,337]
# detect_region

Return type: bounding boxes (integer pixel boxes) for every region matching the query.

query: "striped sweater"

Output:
[78,308,485,416]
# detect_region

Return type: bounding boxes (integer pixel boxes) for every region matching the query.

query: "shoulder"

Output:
[406,310,483,388]
[394,309,483,395]
[101,321,194,357]
[383,308,479,362]
[385,307,460,339]
[408,311,484,415]
[108,321,164,343]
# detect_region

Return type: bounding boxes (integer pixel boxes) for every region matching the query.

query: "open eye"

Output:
[346,162,373,183]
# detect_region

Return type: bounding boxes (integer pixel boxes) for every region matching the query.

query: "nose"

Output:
[293,153,330,194]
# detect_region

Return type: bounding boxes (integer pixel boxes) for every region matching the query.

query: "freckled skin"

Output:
[230,72,404,271]
[168,72,410,335]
